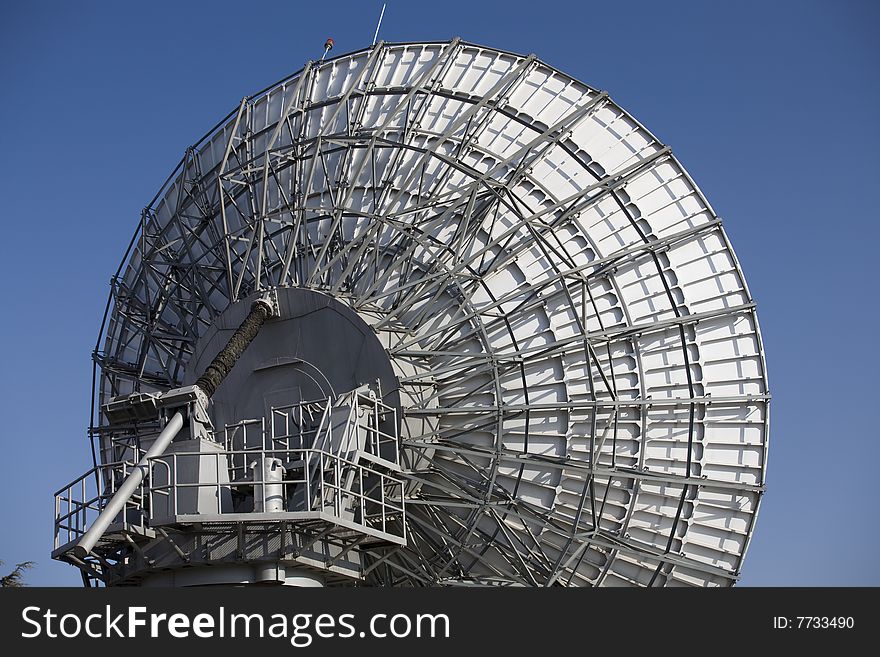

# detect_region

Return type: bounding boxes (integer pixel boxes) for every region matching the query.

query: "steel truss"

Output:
[87,41,769,587]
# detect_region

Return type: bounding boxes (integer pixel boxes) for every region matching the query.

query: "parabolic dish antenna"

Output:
[53,40,769,587]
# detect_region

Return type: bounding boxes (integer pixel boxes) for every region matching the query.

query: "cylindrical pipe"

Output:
[75,297,273,559]
[196,298,273,399]
[74,411,184,559]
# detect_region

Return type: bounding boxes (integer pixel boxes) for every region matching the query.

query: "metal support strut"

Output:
[73,297,275,559]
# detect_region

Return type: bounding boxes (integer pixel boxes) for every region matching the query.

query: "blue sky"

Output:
[0,0,877,586]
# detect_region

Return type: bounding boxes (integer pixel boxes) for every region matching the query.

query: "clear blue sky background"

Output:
[0,0,877,586]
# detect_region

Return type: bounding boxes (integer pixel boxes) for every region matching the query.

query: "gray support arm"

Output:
[74,297,275,559]
[73,411,184,559]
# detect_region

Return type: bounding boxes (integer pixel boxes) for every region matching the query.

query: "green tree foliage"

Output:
[0,559,35,587]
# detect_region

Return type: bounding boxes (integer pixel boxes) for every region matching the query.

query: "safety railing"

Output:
[222,417,266,482]
[147,447,405,543]
[55,390,404,554]
[53,461,150,553]
[267,392,399,467]
[352,392,399,467]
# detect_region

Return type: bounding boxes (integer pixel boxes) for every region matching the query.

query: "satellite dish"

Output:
[53,40,769,587]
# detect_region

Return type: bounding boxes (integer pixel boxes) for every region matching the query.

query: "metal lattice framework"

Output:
[92,40,769,587]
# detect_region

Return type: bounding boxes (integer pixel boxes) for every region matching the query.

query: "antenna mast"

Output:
[321,37,334,61]
[372,3,386,46]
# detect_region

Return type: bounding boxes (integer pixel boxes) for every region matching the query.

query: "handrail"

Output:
[56,378,405,559]
[149,448,404,516]
[55,444,407,556]
[52,460,134,498]
[73,411,184,558]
